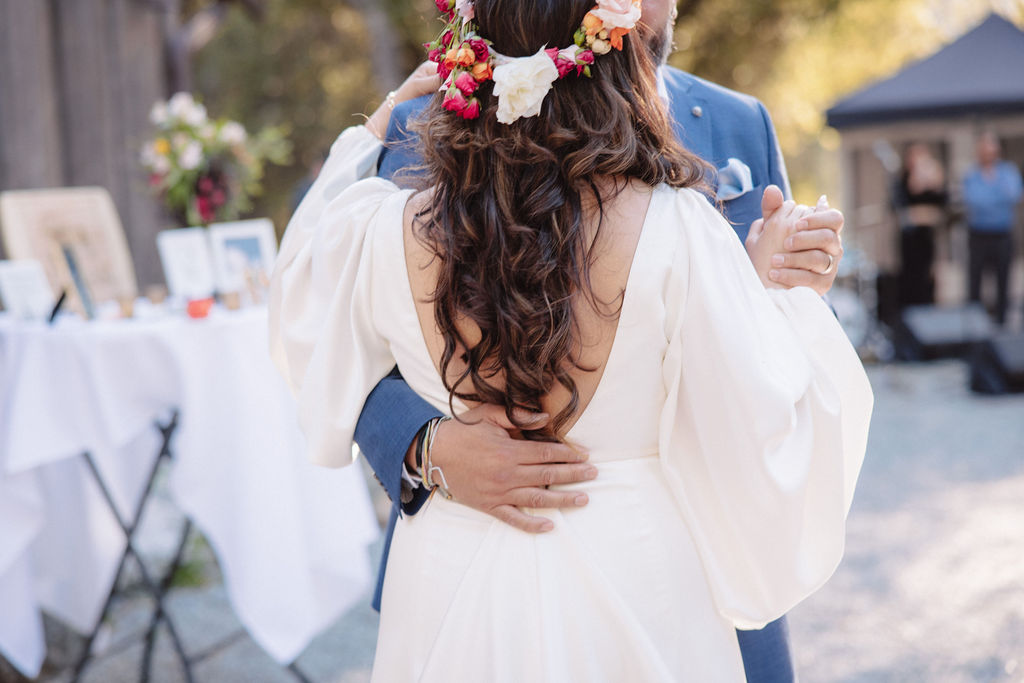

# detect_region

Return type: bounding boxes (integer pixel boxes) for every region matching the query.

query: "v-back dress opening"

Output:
[269,126,873,682]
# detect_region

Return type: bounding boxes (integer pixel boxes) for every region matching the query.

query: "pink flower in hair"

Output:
[591,0,642,31]
[443,90,469,113]
[468,38,489,62]
[575,48,595,74]
[455,71,479,96]
[460,98,481,119]
[545,48,576,78]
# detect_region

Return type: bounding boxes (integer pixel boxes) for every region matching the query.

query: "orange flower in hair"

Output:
[582,13,603,35]
[456,45,476,66]
[472,61,493,82]
[609,26,629,50]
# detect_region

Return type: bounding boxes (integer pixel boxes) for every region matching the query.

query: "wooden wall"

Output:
[0,0,167,287]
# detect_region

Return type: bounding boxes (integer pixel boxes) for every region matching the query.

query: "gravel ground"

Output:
[789,361,1024,682]
[15,360,1024,683]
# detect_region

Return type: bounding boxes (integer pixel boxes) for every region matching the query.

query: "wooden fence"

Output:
[0,0,168,287]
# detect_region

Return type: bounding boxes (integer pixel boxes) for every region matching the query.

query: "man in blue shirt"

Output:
[962,132,1023,325]
[353,2,846,680]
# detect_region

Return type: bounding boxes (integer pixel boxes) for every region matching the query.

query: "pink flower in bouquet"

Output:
[196,195,216,224]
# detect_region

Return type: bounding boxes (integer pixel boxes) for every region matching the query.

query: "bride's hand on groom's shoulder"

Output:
[429,405,598,533]
[745,186,844,295]
[366,62,442,140]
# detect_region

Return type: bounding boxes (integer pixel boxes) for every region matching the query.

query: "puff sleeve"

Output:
[269,126,403,468]
[659,188,873,629]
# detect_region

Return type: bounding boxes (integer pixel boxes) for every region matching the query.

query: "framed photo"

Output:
[208,219,277,297]
[0,188,137,316]
[157,228,217,300]
[0,260,55,320]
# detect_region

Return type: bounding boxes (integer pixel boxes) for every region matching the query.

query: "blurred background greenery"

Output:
[184,0,1024,231]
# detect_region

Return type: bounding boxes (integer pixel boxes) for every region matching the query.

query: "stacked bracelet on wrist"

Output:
[415,416,453,500]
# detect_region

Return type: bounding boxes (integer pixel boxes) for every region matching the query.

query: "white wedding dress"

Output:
[269,126,874,682]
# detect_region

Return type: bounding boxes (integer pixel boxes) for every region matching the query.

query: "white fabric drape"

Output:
[0,307,379,674]
[657,188,873,629]
[270,127,403,469]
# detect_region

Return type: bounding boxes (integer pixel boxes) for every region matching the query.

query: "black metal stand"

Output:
[69,412,312,682]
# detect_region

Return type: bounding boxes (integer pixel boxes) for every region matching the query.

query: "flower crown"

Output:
[427,0,642,124]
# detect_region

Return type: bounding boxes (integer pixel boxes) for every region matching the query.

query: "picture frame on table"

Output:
[157,228,217,301]
[0,260,55,320]
[0,187,138,316]
[208,219,277,301]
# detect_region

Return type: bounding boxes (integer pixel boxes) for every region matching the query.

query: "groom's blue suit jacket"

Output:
[354,66,795,682]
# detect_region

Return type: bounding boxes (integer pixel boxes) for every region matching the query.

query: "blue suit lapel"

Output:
[664,71,714,172]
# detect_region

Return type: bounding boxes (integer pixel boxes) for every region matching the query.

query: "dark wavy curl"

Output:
[410,0,708,439]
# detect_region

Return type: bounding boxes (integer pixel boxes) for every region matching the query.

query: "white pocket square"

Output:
[715,158,754,202]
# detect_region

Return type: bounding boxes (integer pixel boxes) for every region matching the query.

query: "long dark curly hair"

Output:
[411,0,707,439]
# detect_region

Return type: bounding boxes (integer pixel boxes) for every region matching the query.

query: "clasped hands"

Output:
[746,184,845,294]
[422,187,844,533]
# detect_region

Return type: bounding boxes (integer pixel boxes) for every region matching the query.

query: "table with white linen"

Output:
[0,306,379,678]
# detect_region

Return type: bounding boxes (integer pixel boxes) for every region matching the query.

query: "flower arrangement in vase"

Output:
[140,92,291,227]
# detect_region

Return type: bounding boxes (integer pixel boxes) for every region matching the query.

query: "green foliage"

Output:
[191,0,437,232]
[188,0,1024,223]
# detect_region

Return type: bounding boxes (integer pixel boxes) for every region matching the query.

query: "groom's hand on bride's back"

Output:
[428,405,597,533]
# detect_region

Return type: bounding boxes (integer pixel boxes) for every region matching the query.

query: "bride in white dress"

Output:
[270,0,873,680]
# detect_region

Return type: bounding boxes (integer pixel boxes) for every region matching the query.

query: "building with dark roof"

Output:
[827,13,1024,310]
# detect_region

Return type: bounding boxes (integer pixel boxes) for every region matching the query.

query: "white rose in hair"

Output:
[591,0,641,30]
[492,48,560,124]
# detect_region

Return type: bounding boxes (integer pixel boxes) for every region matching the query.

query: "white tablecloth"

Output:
[0,307,379,677]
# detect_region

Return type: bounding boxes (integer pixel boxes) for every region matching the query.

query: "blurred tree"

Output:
[673,0,1024,203]
[671,0,843,90]
[184,0,437,231]
[173,0,1023,229]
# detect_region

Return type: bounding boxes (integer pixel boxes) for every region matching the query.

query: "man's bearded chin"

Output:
[643,20,674,66]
